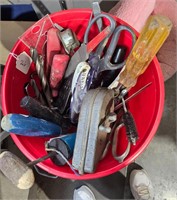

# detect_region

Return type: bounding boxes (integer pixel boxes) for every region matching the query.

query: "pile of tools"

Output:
[0,2,172,188]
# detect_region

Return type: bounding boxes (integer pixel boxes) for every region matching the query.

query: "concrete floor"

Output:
[136,74,177,200]
[1,1,177,200]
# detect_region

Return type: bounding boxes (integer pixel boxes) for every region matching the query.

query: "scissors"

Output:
[64,13,117,79]
[55,13,116,114]
[87,25,136,85]
[100,107,137,163]
[69,13,136,122]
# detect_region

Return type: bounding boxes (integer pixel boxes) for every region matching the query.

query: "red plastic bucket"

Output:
[1,9,164,180]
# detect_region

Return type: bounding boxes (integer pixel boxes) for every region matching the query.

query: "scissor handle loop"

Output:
[112,123,131,163]
[102,25,136,71]
[84,13,116,44]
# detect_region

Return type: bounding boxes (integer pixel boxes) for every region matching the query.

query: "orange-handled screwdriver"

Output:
[109,15,172,90]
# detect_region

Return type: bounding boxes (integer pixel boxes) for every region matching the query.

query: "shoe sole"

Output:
[123,162,143,199]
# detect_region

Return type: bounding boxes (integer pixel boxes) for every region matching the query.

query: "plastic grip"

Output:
[119,15,172,89]
[20,96,70,130]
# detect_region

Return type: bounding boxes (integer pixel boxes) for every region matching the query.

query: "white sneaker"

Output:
[73,185,96,200]
[129,169,154,200]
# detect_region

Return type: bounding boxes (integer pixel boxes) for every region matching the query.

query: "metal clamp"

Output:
[112,123,131,163]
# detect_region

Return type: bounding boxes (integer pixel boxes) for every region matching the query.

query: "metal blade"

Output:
[114,82,152,111]
[64,43,87,78]
[92,2,103,32]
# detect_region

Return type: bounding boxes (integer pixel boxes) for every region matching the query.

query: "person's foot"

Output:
[73,185,96,200]
[129,169,154,200]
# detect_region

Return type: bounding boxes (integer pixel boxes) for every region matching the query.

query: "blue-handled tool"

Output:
[20,96,71,132]
[45,133,79,175]
[46,133,76,166]
[1,114,62,137]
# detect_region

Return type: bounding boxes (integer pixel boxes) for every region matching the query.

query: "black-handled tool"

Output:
[102,45,127,87]
[121,96,138,145]
[59,0,67,10]
[20,96,71,132]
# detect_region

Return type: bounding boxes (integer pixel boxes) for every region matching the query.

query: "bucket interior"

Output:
[1,9,164,180]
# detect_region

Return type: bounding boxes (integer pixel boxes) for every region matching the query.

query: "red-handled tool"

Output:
[46,27,61,75]
[50,54,69,97]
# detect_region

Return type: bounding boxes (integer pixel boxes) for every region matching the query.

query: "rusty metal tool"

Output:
[112,95,138,163]
[24,77,47,106]
[114,82,152,111]
[30,47,53,107]
[101,82,152,160]
[108,15,172,162]
[57,28,80,55]
[100,92,138,163]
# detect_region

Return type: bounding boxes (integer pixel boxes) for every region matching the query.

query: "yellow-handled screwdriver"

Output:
[109,14,172,91]
[109,15,172,151]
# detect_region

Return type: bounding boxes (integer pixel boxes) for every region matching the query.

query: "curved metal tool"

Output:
[112,92,138,162]
[84,13,116,56]
[24,77,47,106]
[96,25,136,72]
[112,123,131,163]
